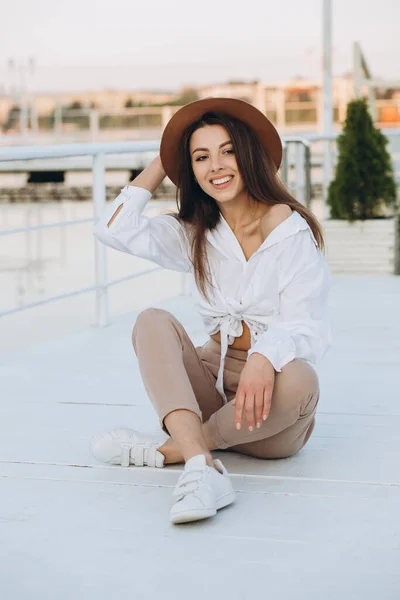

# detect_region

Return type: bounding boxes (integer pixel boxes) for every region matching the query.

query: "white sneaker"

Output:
[89,427,165,468]
[170,454,235,524]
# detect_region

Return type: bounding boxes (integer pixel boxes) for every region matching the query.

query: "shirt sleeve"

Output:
[92,184,192,273]
[247,229,332,370]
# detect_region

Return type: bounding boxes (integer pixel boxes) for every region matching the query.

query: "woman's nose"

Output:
[210,159,224,172]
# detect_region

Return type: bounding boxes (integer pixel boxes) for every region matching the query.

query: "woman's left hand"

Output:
[232,353,275,431]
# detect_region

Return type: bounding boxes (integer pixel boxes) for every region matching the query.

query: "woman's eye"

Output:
[195,149,233,161]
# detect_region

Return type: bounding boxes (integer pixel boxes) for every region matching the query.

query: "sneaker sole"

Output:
[170,490,236,524]
[216,490,236,510]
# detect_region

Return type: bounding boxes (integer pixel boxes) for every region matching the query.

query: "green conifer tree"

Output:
[327,98,397,220]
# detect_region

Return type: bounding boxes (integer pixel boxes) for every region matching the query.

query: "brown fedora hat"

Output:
[160,97,282,186]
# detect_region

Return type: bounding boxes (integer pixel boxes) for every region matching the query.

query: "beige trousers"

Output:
[132,308,320,459]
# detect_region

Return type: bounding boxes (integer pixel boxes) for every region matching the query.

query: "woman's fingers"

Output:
[234,391,246,429]
[255,389,264,428]
[235,384,273,430]
[263,386,272,421]
[244,392,256,431]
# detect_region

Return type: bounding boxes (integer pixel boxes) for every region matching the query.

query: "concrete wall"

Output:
[324,218,398,274]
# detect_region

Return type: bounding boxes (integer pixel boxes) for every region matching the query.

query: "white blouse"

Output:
[93,184,332,403]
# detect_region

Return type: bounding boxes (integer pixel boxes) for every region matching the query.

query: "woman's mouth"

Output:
[210,175,234,190]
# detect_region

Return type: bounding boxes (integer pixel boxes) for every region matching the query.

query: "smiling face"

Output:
[189,124,247,205]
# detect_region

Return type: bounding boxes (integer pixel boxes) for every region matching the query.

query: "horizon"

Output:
[1,73,356,98]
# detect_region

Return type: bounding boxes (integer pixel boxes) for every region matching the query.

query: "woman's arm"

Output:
[93,156,192,273]
[107,155,166,227]
[248,230,332,369]
[130,155,167,195]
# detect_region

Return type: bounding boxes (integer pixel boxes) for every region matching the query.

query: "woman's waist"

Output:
[210,320,252,351]
[203,336,249,360]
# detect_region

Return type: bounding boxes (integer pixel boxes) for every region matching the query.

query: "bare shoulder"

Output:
[261,204,293,239]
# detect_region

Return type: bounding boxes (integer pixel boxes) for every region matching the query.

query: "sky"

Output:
[0,0,399,94]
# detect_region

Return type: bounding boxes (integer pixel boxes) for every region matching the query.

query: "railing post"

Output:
[280,143,289,186]
[322,0,333,220]
[304,142,312,208]
[93,152,108,327]
[295,142,305,205]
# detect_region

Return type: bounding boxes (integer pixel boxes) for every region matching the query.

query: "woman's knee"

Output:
[264,417,316,458]
[232,420,315,460]
[273,359,319,416]
[132,308,174,346]
[258,416,316,459]
[135,307,172,327]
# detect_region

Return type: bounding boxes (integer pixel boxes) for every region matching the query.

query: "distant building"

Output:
[0,89,178,129]
[1,75,400,135]
[198,76,366,132]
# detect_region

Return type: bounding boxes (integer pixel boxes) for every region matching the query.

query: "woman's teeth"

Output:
[211,176,233,187]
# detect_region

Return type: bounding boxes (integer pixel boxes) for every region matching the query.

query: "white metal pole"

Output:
[19,62,29,136]
[295,142,305,205]
[93,153,108,327]
[322,0,333,219]
[353,42,362,98]
[29,57,39,133]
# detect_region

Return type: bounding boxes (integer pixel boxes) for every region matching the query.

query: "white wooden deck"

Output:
[1,275,400,599]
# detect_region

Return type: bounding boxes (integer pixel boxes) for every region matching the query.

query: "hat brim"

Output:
[160,97,282,186]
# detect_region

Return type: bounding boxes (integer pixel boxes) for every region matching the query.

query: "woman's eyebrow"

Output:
[191,140,232,155]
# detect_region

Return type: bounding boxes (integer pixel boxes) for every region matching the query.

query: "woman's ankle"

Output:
[183,450,215,469]
[157,439,184,464]
[204,454,216,469]
[157,424,218,468]
[158,441,215,469]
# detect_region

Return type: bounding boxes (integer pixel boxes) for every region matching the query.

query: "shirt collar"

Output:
[206,210,315,260]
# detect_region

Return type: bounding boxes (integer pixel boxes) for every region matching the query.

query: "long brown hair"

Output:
[169,112,324,299]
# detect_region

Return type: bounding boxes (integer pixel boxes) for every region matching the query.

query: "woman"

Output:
[90,97,332,525]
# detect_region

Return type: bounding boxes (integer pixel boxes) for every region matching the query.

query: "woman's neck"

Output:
[218,195,267,232]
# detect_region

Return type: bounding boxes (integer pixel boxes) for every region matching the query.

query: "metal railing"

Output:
[0,140,164,326]
[281,138,312,208]
[0,134,376,325]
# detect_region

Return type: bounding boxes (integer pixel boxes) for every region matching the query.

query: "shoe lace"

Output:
[173,467,206,500]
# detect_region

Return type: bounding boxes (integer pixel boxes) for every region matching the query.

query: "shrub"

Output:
[327,98,397,220]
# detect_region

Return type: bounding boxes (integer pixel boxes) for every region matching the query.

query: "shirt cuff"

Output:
[93,185,152,235]
[119,185,152,214]
[247,328,296,372]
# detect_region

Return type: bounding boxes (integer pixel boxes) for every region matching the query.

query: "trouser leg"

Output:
[131,308,223,435]
[227,401,318,459]
[207,357,320,458]
[132,310,319,459]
